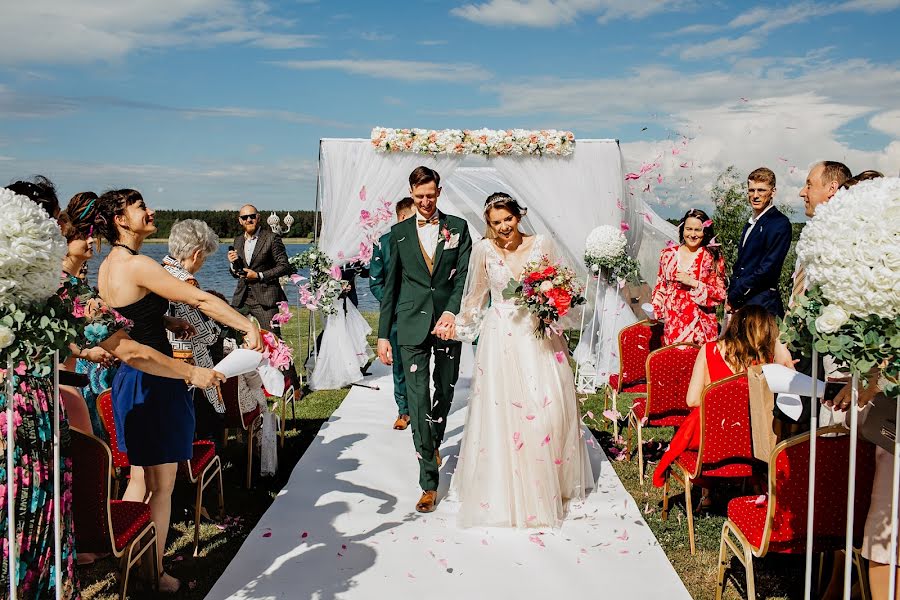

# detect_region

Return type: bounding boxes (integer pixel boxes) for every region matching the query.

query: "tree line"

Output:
[149,210,320,239]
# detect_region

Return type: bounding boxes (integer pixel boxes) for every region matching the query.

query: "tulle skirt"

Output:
[307,299,373,391]
[451,303,594,528]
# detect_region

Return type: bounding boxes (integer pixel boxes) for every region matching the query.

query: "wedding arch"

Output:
[303,129,676,390]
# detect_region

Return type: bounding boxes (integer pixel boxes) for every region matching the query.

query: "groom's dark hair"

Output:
[409,166,440,188]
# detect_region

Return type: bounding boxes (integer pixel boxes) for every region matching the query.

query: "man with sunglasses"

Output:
[229,204,301,399]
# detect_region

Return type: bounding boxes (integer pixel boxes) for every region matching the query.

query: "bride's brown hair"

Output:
[718,305,779,371]
[483,192,527,240]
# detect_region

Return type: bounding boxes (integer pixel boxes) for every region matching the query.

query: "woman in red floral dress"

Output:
[650,209,726,345]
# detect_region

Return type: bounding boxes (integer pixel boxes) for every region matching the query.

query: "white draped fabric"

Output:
[312,138,674,390]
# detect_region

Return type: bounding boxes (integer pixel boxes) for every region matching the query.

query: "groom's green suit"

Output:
[378,211,472,491]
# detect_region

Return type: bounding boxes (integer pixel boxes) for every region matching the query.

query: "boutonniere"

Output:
[441,225,460,250]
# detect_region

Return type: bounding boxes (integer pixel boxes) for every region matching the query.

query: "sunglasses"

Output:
[240,213,259,221]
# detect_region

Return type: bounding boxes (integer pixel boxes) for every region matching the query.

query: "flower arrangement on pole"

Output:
[288,245,349,316]
[583,225,643,286]
[502,255,586,339]
[0,188,80,376]
[781,177,900,397]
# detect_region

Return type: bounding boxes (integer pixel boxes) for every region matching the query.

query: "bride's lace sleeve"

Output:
[454,240,491,343]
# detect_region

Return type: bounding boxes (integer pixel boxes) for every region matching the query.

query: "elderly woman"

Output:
[162,219,227,443]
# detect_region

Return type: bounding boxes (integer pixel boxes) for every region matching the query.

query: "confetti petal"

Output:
[528,534,545,548]
[555,351,565,364]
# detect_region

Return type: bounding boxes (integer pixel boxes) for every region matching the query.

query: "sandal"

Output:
[158,571,182,594]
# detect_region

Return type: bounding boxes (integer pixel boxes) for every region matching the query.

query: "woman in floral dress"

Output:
[650,208,726,345]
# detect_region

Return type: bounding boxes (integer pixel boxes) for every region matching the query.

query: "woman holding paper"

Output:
[652,306,793,495]
[650,209,726,344]
[95,189,262,593]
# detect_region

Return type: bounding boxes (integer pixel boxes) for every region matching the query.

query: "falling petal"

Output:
[528,534,545,548]
[359,185,367,201]
[554,351,565,364]
[754,494,767,506]
[410,364,418,373]
[620,221,630,232]
[541,434,551,446]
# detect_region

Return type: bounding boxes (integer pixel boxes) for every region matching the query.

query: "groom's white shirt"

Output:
[416,214,439,259]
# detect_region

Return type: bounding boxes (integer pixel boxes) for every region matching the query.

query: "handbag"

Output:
[859,393,898,453]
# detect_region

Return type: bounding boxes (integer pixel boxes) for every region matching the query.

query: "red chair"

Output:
[220,376,263,488]
[177,439,224,556]
[97,389,130,499]
[628,343,699,485]
[716,427,876,600]
[661,373,758,555]
[608,320,664,431]
[70,427,159,599]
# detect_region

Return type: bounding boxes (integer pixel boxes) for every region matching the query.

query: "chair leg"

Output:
[279,394,286,449]
[112,476,120,501]
[744,545,757,600]
[149,525,160,593]
[716,524,731,600]
[637,423,645,486]
[661,475,670,521]
[685,475,696,555]
[193,480,203,557]
[854,549,871,600]
[612,390,619,439]
[217,463,225,519]
[223,428,230,448]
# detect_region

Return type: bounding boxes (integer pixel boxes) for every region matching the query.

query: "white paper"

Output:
[257,364,286,397]
[761,363,826,398]
[641,303,656,319]
[213,348,264,379]
[775,393,804,422]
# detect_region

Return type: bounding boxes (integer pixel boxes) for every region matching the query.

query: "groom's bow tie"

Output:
[417,216,439,227]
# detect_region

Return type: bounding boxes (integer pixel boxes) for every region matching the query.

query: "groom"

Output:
[377,166,472,513]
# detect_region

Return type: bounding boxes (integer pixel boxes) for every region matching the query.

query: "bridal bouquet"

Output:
[0,188,80,375]
[289,245,349,316]
[781,177,899,397]
[502,255,586,338]
[583,225,642,285]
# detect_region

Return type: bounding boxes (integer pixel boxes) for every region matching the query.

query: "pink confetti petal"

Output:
[301,531,309,538]
[541,434,551,447]
[262,531,272,538]
[620,221,630,232]
[528,534,545,548]
[554,351,565,364]
[754,494,767,507]
[359,185,367,201]
[617,530,629,541]
[481,539,489,546]
[616,198,625,211]
[526,414,536,421]
[702,219,713,228]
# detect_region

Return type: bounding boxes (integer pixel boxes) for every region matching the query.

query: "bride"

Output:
[451,193,594,528]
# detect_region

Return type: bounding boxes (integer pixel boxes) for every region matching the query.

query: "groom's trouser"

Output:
[400,335,461,492]
[389,324,408,416]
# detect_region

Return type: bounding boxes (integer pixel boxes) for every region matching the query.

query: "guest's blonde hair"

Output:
[718,305,779,371]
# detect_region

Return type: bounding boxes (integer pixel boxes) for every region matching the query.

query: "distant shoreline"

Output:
[144,237,313,244]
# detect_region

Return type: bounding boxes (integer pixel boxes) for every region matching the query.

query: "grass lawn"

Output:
[80,310,806,599]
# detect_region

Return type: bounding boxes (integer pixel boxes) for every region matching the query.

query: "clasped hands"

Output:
[674,269,698,288]
[377,314,456,366]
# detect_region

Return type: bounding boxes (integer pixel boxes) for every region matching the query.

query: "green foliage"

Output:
[148,210,320,239]
[0,297,81,376]
[710,166,803,308]
[781,286,899,397]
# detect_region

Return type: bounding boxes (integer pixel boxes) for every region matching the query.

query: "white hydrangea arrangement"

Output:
[583,225,642,284]
[371,127,575,157]
[782,177,899,396]
[0,187,80,372]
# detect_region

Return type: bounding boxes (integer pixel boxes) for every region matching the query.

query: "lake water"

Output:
[88,242,380,312]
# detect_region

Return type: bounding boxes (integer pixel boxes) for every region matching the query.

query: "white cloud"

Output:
[418,40,449,46]
[678,35,762,61]
[450,0,687,27]
[0,1,319,65]
[271,59,492,82]
[870,109,900,137]
[360,31,395,42]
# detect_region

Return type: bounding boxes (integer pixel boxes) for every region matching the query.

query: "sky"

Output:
[0,0,898,219]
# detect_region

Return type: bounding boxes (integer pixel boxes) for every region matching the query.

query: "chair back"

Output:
[644,343,699,427]
[761,427,876,554]
[70,428,114,554]
[697,373,755,478]
[615,320,664,391]
[220,376,247,429]
[97,389,130,468]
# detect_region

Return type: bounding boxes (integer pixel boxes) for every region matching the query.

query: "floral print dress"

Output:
[650,245,727,345]
[0,274,130,599]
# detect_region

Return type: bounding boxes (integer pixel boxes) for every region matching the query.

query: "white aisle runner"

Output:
[208,347,691,600]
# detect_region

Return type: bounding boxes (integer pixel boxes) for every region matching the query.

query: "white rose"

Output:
[0,325,13,350]
[539,280,553,293]
[816,304,850,334]
[309,253,317,260]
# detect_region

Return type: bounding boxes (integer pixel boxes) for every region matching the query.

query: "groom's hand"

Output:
[432,313,456,341]
[377,339,393,365]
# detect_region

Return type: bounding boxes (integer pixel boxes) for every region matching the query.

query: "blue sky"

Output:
[0,0,897,218]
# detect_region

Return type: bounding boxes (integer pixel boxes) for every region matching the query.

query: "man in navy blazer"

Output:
[727,167,792,317]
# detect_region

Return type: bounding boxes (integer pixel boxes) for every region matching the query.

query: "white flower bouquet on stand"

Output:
[782,177,899,396]
[583,225,642,285]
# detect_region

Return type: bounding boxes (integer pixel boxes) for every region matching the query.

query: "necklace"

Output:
[113,243,139,255]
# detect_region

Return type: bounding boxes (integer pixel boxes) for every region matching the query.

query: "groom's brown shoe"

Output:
[435,449,442,467]
[416,490,437,513]
[393,414,410,430]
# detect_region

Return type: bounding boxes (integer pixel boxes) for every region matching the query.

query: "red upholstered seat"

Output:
[97,389,130,469]
[674,449,698,474]
[610,320,663,393]
[642,343,698,427]
[110,500,152,553]
[243,404,262,430]
[696,374,755,478]
[179,440,217,480]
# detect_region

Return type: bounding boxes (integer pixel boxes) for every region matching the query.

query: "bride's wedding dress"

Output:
[451,235,594,528]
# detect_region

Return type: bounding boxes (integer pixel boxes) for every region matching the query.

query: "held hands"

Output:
[432,313,456,341]
[164,316,196,340]
[188,366,226,389]
[377,339,393,366]
[84,346,116,368]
